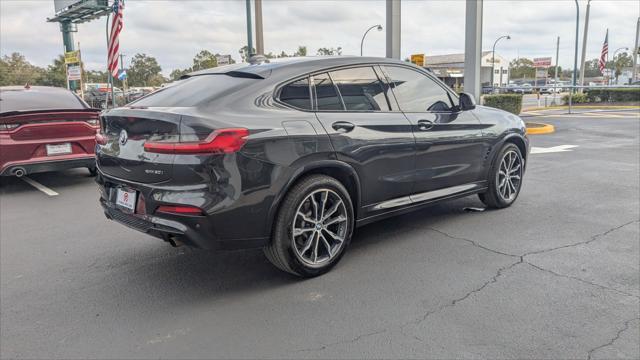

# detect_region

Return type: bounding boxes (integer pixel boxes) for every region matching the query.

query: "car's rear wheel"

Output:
[479,143,524,209]
[264,175,354,277]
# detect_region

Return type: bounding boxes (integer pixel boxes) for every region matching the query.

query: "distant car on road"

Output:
[96,56,529,277]
[506,83,533,94]
[0,85,100,177]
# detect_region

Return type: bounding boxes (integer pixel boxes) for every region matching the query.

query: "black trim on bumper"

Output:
[1,158,96,176]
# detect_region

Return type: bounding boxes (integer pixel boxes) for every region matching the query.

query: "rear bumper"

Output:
[96,169,270,251]
[0,156,95,176]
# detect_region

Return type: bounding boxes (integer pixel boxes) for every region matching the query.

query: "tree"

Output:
[278,51,289,58]
[85,70,109,83]
[127,53,163,86]
[612,52,632,78]
[39,55,67,88]
[239,46,256,62]
[192,50,217,71]
[316,47,342,56]
[508,58,535,79]
[547,65,562,78]
[0,52,43,86]
[294,46,307,57]
[169,68,191,81]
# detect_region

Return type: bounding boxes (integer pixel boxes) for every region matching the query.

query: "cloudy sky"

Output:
[1,0,638,75]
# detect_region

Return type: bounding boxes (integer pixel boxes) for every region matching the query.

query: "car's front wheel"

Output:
[264,175,354,277]
[479,143,524,209]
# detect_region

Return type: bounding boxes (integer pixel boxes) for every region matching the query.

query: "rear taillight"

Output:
[86,119,99,126]
[0,123,20,131]
[156,205,204,216]
[95,130,107,145]
[143,128,249,155]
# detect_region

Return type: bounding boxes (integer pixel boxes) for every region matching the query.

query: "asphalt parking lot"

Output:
[1,110,638,359]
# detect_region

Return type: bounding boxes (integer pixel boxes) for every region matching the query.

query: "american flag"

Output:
[107,0,124,78]
[598,29,608,74]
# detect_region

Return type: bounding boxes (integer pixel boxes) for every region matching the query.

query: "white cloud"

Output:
[1,0,638,75]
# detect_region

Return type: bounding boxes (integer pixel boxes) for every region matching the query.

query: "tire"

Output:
[479,143,524,209]
[264,175,354,278]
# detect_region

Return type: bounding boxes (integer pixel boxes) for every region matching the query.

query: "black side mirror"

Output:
[459,92,476,111]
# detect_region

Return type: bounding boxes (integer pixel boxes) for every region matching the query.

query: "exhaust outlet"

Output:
[167,235,184,248]
[13,168,26,178]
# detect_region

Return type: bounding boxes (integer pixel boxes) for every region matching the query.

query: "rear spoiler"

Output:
[0,108,100,118]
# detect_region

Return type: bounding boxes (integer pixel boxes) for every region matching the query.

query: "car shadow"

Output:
[85,197,485,314]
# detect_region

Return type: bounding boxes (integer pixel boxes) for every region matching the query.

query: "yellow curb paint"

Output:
[525,122,555,135]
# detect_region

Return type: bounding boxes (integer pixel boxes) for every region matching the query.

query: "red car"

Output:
[0,86,100,177]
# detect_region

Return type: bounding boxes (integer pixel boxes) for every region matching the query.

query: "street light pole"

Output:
[491,35,510,89]
[360,24,383,56]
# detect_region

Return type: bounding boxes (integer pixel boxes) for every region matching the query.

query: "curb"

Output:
[522,105,640,112]
[526,122,555,135]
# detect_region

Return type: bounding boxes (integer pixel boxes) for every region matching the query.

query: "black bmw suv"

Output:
[96,56,529,277]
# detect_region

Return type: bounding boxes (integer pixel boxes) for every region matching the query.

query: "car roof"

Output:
[184,56,413,80]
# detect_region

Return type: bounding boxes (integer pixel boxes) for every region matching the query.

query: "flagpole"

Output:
[106,10,114,109]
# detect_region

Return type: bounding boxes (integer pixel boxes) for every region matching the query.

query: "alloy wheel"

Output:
[291,189,348,267]
[497,150,522,202]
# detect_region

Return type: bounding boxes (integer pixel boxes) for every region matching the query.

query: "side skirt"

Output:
[355,182,487,228]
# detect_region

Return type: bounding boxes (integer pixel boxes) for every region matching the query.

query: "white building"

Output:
[424,51,510,89]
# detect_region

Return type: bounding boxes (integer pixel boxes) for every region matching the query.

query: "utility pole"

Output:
[385,0,401,59]
[254,0,264,55]
[572,0,580,92]
[578,0,591,89]
[245,0,253,61]
[554,36,560,88]
[61,21,77,91]
[633,17,639,82]
[464,0,483,102]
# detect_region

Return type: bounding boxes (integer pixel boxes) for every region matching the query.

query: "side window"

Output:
[313,73,343,111]
[279,77,312,110]
[328,67,390,111]
[383,66,454,112]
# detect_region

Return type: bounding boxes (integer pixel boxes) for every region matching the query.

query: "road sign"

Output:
[216,55,232,66]
[67,65,82,81]
[117,69,127,81]
[533,57,552,68]
[64,50,80,64]
[410,54,425,67]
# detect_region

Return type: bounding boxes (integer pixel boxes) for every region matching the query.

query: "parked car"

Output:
[96,56,529,277]
[0,85,100,177]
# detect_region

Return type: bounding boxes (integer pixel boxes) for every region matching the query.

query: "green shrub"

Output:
[483,94,523,115]
[584,88,640,103]
[562,93,588,104]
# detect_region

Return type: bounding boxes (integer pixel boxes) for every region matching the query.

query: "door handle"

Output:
[417,119,435,131]
[332,121,355,133]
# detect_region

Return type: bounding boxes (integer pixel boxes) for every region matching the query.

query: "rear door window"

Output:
[328,67,391,111]
[312,73,343,111]
[279,77,312,110]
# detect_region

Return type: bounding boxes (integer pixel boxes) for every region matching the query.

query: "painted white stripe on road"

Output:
[531,145,578,154]
[21,177,59,196]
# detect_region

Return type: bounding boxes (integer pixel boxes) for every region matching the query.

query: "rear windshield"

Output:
[131,75,258,107]
[0,87,88,114]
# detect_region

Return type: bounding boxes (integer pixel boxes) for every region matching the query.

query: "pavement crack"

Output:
[400,258,524,341]
[586,317,639,360]
[295,329,387,353]
[427,227,520,258]
[522,219,639,258]
[525,262,639,299]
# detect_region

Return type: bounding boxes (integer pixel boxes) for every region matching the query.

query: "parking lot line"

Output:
[21,177,59,196]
